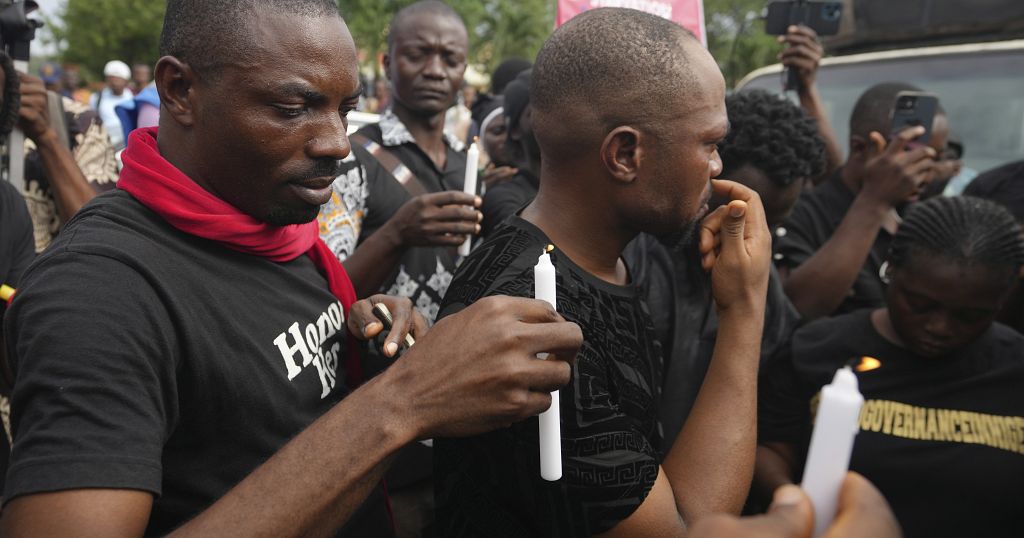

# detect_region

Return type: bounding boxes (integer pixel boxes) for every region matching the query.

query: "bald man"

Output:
[434,8,772,537]
[0,1,583,536]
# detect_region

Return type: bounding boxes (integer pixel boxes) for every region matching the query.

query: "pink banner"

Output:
[556,0,707,45]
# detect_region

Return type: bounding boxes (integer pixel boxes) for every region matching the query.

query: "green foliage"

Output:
[50,0,166,81]
[338,0,554,80]
[704,0,782,88]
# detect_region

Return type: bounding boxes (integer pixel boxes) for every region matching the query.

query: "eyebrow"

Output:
[273,82,328,104]
[345,85,364,102]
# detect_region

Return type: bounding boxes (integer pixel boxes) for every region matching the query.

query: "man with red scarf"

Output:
[0,1,582,536]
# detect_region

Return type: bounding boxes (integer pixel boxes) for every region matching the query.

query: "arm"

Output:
[1,294,582,537]
[753,442,800,506]
[780,25,842,181]
[686,473,900,538]
[781,127,936,320]
[600,180,772,536]
[18,74,96,221]
[342,191,481,297]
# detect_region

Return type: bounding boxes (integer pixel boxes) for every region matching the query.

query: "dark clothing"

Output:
[480,170,539,238]
[0,179,34,493]
[624,235,800,449]
[759,310,1024,538]
[0,180,34,292]
[774,172,890,316]
[355,118,467,323]
[964,160,1024,222]
[3,190,390,537]
[434,217,663,537]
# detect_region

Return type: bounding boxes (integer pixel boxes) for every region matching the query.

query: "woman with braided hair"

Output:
[754,195,1024,538]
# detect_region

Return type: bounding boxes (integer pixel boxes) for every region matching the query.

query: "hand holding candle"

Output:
[459,139,480,257]
[801,366,865,538]
[534,245,562,481]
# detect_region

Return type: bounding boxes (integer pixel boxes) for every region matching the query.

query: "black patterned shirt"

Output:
[434,216,664,537]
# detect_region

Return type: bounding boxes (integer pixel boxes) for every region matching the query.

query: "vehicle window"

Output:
[741,49,1024,174]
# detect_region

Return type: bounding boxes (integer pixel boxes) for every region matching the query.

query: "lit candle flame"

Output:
[545,244,554,253]
[854,356,881,373]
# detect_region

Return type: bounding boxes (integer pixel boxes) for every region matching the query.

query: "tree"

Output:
[50,0,165,82]
[703,0,781,87]
[338,0,554,82]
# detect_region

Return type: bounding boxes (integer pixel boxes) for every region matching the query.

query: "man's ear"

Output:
[154,56,198,128]
[382,53,392,78]
[601,126,642,184]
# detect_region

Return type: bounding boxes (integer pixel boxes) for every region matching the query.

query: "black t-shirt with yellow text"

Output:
[759,309,1024,537]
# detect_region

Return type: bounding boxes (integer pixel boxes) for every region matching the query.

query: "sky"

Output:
[32,0,62,56]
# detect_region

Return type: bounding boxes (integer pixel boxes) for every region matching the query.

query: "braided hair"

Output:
[889,196,1024,285]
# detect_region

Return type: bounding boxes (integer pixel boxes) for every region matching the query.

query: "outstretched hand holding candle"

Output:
[380,295,582,439]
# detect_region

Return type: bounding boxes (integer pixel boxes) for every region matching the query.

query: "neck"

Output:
[392,100,447,150]
[155,129,214,195]
[521,163,634,285]
[871,308,905,347]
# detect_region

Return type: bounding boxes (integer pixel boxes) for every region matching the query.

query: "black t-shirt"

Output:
[774,171,891,316]
[759,310,1024,538]
[0,180,33,293]
[434,216,663,537]
[3,190,390,536]
[963,160,1024,222]
[623,234,800,450]
[480,170,539,237]
[0,179,34,493]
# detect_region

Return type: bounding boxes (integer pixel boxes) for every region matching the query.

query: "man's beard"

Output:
[655,218,700,253]
[264,204,321,226]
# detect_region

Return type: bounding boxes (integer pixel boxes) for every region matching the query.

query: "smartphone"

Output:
[765,1,843,36]
[889,92,939,145]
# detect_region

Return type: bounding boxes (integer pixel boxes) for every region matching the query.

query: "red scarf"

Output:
[118,127,364,387]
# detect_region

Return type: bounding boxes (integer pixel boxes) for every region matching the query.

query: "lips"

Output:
[289,176,336,206]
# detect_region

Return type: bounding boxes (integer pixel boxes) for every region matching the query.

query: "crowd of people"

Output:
[0,1,1021,537]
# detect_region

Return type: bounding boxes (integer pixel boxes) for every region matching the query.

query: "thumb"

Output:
[722,200,747,246]
[765,484,814,537]
[868,132,887,157]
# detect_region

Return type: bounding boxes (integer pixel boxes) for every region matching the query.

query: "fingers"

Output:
[710,179,768,231]
[433,204,483,223]
[380,297,415,357]
[421,190,481,208]
[884,126,927,156]
[346,299,385,341]
[513,319,584,363]
[720,200,748,251]
[825,473,901,538]
[866,132,888,158]
[518,359,574,396]
[473,296,562,324]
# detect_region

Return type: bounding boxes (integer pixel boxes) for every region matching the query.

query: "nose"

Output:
[308,111,351,161]
[923,313,952,337]
[709,150,723,179]
[423,53,445,80]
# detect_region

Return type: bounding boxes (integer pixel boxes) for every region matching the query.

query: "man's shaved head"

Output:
[387,0,466,52]
[848,81,947,140]
[531,8,702,157]
[160,0,339,73]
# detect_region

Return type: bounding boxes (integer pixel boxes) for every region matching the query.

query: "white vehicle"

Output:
[737,39,1024,174]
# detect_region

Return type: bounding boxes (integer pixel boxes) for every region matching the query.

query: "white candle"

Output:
[458,140,480,257]
[801,366,865,538]
[534,248,561,481]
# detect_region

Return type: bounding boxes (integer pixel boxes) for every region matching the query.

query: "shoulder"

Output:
[791,310,874,371]
[439,222,541,318]
[355,123,384,145]
[970,322,1024,367]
